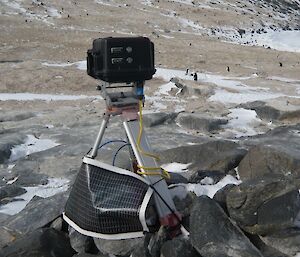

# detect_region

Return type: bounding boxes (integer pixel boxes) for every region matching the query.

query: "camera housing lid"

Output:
[87,37,156,83]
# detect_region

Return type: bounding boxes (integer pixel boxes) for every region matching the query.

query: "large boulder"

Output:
[69,227,95,254]
[240,99,300,122]
[0,228,75,257]
[238,143,300,180]
[190,196,263,257]
[176,113,228,132]
[4,160,48,187]
[189,170,226,184]
[239,124,300,180]
[4,192,68,236]
[143,112,178,127]
[130,242,150,257]
[246,234,290,257]
[93,237,143,256]
[213,184,237,214]
[226,174,300,235]
[74,254,107,257]
[260,228,300,256]
[160,237,199,257]
[159,140,247,175]
[0,227,20,248]
[170,186,195,229]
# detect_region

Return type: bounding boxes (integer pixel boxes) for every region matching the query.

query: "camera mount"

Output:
[64,37,185,240]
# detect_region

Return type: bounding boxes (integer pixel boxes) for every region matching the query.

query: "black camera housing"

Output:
[87,37,155,83]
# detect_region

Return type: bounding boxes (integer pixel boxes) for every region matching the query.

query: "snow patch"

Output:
[9,135,60,162]
[155,67,284,104]
[209,89,284,104]
[241,30,300,53]
[42,60,86,70]
[47,7,62,18]
[0,0,60,25]
[95,0,119,7]
[222,108,262,137]
[156,82,178,95]
[0,178,69,215]
[161,162,190,173]
[200,177,214,185]
[268,76,300,83]
[186,175,241,198]
[6,176,19,185]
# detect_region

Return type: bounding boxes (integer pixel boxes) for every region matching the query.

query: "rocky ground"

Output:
[0,0,300,256]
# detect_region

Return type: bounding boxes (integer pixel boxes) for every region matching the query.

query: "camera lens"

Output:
[126,46,133,53]
[126,57,133,64]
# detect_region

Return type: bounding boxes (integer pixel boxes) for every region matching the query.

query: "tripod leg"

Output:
[123,120,181,234]
[88,114,110,158]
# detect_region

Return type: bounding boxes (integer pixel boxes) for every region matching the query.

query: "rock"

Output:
[238,142,300,180]
[143,112,178,127]
[190,196,263,257]
[240,99,300,122]
[0,111,35,122]
[260,228,300,256]
[0,134,25,164]
[171,187,195,227]
[237,28,246,37]
[160,237,199,257]
[4,192,68,235]
[131,237,150,257]
[69,226,95,254]
[0,185,27,203]
[0,213,10,224]
[189,170,226,184]
[159,140,247,174]
[226,174,300,235]
[148,227,168,257]
[213,184,237,213]
[0,227,20,248]
[165,172,188,185]
[169,77,214,98]
[50,216,63,231]
[7,160,49,187]
[37,156,82,178]
[240,101,280,121]
[0,144,13,164]
[93,237,143,256]
[176,113,228,132]
[73,254,107,257]
[0,228,75,257]
[247,233,289,257]
[170,77,185,89]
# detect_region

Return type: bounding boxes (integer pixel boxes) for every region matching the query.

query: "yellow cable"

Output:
[136,100,170,179]
[137,167,171,179]
[137,100,160,160]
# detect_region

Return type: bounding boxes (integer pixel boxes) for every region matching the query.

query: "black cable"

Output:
[148,183,182,226]
[112,143,131,166]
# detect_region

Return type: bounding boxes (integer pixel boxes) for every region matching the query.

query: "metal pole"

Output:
[88,114,110,158]
[123,120,180,226]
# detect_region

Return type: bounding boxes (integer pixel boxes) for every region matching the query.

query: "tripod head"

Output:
[97,81,145,116]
